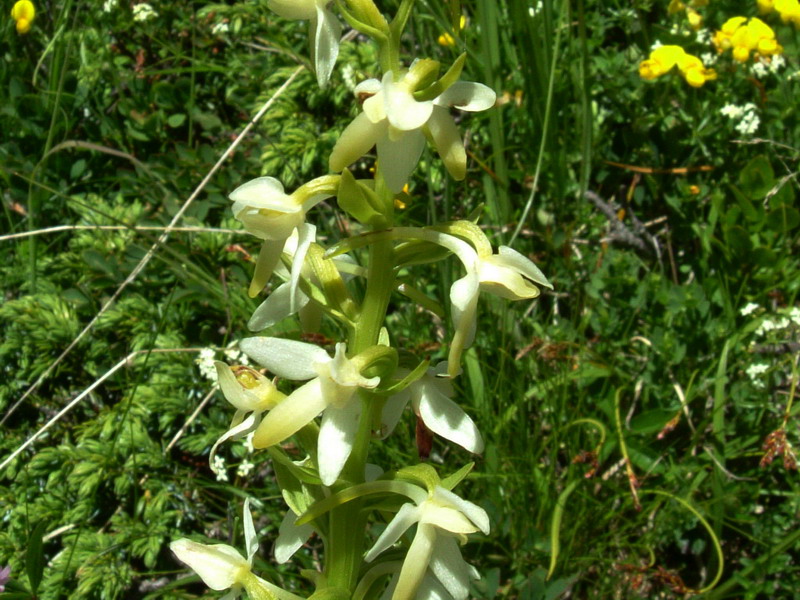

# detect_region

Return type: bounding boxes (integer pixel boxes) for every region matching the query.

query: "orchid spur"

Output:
[330,64,496,192]
[240,337,380,486]
[267,0,342,87]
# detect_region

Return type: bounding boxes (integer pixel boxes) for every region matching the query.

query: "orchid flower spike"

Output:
[208,362,285,470]
[268,0,342,87]
[170,499,300,600]
[330,63,496,192]
[365,486,490,600]
[240,337,380,485]
[383,362,484,453]
[229,175,337,297]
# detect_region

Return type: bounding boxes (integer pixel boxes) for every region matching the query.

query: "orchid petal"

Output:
[267,0,316,20]
[435,82,496,112]
[355,78,382,97]
[427,106,466,181]
[428,536,474,600]
[209,411,259,470]
[416,574,453,600]
[240,337,329,380]
[381,388,411,439]
[364,503,422,562]
[496,246,552,288]
[230,177,298,213]
[253,378,328,448]
[448,273,479,377]
[363,91,387,123]
[170,539,249,590]
[243,499,258,563]
[377,129,426,193]
[312,6,342,87]
[419,505,478,534]
[432,488,490,535]
[329,112,386,172]
[415,380,484,453]
[289,223,316,313]
[274,510,314,563]
[249,239,285,297]
[384,73,434,130]
[317,399,362,485]
[248,282,310,332]
[393,523,437,600]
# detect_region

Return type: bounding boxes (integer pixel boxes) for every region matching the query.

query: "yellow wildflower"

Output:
[680,54,717,87]
[729,18,782,61]
[775,0,800,26]
[713,17,782,60]
[758,0,776,13]
[686,7,703,30]
[668,0,686,14]
[639,45,685,80]
[437,15,467,46]
[713,16,747,52]
[11,0,35,34]
[639,45,716,87]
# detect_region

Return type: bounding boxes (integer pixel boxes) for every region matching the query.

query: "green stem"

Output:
[323,178,397,594]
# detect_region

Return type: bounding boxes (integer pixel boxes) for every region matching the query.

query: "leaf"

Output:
[739,155,774,200]
[167,113,186,128]
[26,521,47,594]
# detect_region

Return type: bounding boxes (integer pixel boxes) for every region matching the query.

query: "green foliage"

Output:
[1,0,800,599]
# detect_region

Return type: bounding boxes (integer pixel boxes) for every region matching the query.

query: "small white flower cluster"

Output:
[720,103,759,136]
[529,1,543,17]
[211,21,229,35]
[195,348,218,381]
[223,344,249,365]
[133,3,158,22]
[745,363,770,388]
[701,52,717,66]
[103,0,118,12]
[212,455,229,482]
[755,315,792,337]
[751,54,786,78]
[237,460,255,478]
[196,344,251,382]
[740,302,760,317]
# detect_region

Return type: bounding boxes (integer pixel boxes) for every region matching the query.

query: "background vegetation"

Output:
[1,0,799,598]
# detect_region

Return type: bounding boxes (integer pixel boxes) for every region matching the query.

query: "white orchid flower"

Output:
[383,362,483,454]
[171,499,300,600]
[240,337,380,485]
[208,362,285,470]
[391,228,551,377]
[330,69,496,192]
[268,0,342,87]
[229,175,336,298]
[365,486,489,600]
